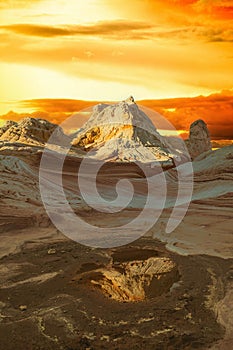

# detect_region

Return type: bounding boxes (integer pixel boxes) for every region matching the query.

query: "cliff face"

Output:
[186,119,212,159]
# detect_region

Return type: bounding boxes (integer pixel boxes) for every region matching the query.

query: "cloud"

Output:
[193,0,233,18]
[150,27,233,42]
[141,90,233,140]
[204,28,233,43]
[19,99,97,113]
[0,24,71,37]
[0,21,154,39]
[0,100,98,127]
[0,25,231,101]
[1,20,232,44]
[0,0,232,108]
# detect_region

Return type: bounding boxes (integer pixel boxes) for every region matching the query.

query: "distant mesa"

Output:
[185,119,212,160]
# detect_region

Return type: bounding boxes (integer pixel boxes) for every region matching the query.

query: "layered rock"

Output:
[0,121,17,137]
[78,256,178,302]
[0,117,67,146]
[186,119,212,159]
[72,97,176,164]
[0,152,84,233]
[0,154,48,232]
[192,145,233,181]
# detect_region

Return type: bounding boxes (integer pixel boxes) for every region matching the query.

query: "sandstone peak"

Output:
[72,99,174,164]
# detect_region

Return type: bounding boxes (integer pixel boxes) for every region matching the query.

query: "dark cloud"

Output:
[1,20,232,44]
[154,26,233,43]
[141,90,233,140]
[0,24,70,37]
[204,28,233,43]
[0,21,154,39]
[19,99,97,113]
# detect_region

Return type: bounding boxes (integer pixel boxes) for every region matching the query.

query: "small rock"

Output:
[183,293,189,299]
[19,305,27,311]
[174,307,182,311]
[47,248,56,255]
[185,312,192,320]
[100,335,110,342]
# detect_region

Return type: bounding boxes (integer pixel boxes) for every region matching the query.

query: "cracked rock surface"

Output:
[0,237,231,350]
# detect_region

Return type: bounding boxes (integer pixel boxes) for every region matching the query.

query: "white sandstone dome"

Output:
[72,97,176,165]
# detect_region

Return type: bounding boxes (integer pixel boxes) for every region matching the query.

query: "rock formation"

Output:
[186,119,212,159]
[192,145,233,181]
[78,256,178,302]
[72,97,177,164]
[0,121,17,137]
[0,117,67,145]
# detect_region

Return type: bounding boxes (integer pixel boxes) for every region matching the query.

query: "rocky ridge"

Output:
[0,117,68,146]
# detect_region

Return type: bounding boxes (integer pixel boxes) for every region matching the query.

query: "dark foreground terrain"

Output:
[0,141,233,349]
[0,236,232,350]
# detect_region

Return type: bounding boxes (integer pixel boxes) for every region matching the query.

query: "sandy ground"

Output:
[151,203,233,259]
[0,147,233,349]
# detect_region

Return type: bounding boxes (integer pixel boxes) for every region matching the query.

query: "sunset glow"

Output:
[0,0,232,138]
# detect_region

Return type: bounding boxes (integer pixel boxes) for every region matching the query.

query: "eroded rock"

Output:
[78,256,179,302]
[71,98,175,164]
[0,117,68,146]
[186,119,212,159]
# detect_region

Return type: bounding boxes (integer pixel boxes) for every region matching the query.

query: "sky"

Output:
[0,0,232,139]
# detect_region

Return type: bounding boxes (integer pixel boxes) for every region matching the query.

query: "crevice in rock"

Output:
[76,252,179,302]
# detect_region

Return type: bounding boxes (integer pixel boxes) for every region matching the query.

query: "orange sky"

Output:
[0,0,232,138]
